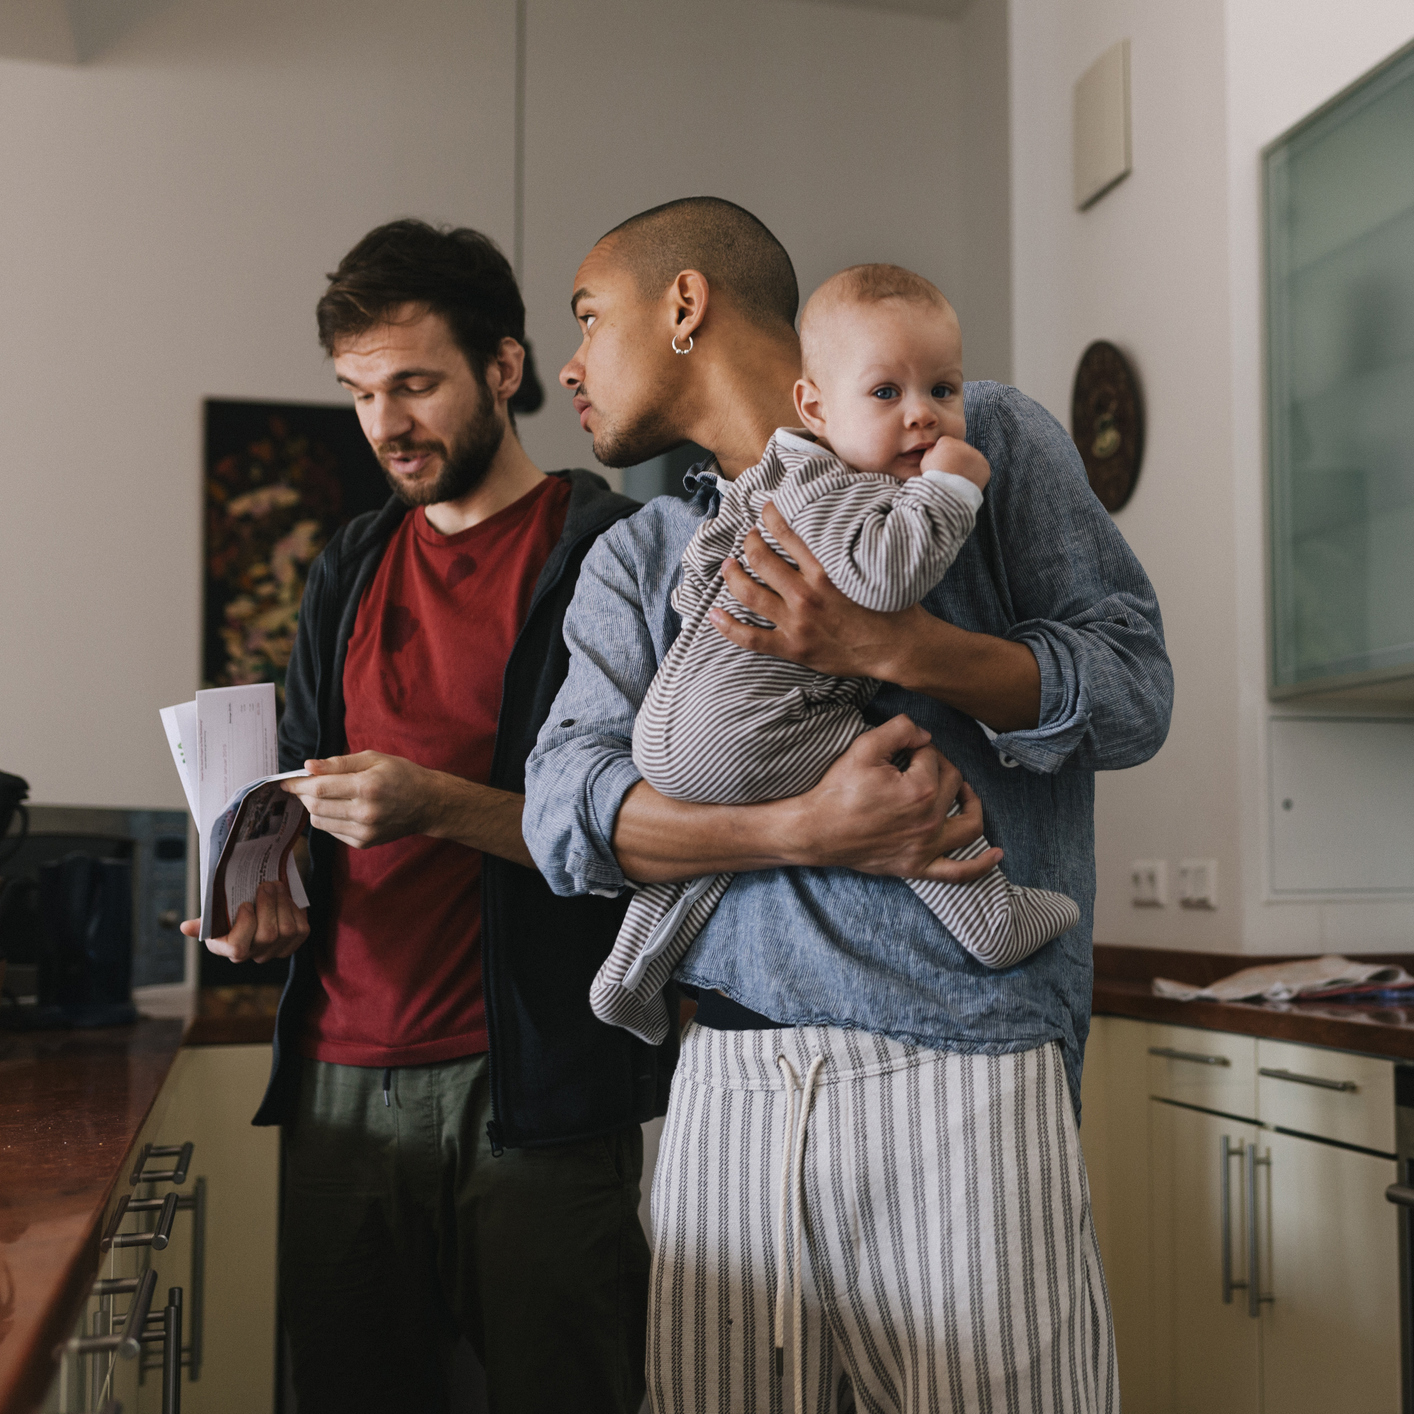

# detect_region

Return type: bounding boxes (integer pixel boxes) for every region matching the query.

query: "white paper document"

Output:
[160,683,310,940]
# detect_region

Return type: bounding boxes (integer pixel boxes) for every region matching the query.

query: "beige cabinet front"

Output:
[131,1045,279,1414]
[1083,1017,1404,1414]
[1261,1128,1400,1413]
[1148,1099,1262,1414]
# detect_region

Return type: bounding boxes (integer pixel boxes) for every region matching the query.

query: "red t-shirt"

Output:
[302,474,571,1068]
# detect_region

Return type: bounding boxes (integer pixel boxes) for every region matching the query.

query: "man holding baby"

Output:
[525,196,1173,1412]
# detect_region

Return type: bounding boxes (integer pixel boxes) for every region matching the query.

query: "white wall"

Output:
[1,0,1013,816]
[517,0,1009,481]
[0,0,516,812]
[1009,0,1414,952]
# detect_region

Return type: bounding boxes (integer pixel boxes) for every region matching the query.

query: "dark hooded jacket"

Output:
[252,469,677,1147]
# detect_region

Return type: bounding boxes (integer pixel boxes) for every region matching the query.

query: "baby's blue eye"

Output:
[933,384,954,399]
[872,387,899,400]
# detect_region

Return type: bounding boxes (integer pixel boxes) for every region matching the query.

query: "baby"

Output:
[590,264,1080,1045]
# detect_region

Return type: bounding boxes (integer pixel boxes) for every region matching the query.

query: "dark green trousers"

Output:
[281,1055,649,1414]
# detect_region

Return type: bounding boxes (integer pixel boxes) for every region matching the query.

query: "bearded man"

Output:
[219,220,675,1414]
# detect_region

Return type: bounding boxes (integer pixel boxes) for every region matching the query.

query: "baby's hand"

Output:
[921,436,991,491]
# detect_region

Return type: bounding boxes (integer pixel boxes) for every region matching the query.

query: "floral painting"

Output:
[203,400,387,702]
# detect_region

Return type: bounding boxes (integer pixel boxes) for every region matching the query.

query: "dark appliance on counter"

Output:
[0,803,188,1027]
[0,770,28,865]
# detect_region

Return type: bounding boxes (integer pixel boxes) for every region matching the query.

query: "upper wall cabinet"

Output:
[1266,42,1414,706]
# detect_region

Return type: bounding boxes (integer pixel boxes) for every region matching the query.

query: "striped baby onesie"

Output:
[590,430,1080,1045]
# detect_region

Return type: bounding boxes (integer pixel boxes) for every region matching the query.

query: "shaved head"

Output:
[597,196,799,333]
[801,263,953,373]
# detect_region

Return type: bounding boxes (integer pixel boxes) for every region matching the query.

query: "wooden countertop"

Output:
[0,985,280,1413]
[1093,944,1414,1061]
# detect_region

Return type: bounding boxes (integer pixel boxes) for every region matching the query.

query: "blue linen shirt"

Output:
[523,382,1173,1111]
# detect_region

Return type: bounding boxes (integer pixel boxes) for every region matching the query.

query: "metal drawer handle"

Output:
[132,1141,194,1186]
[1386,1183,1414,1209]
[110,1191,179,1251]
[1258,1066,1357,1093]
[99,1181,205,1376]
[1245,1143,1274,1318]
[1220,1136,1246,1304]
[136,1287,185,1414]
[1150,1046,1231,1067]
[58,1267,156,1360]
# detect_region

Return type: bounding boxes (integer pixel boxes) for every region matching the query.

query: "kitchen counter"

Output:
[1093,944,1414,1061]
[0,1017,184,1414]
[0,986,279,1413]
[6,954,1414,1411]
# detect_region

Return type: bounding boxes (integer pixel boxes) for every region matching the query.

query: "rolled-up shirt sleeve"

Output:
[524,522,662,898]
[978,388,1174,775]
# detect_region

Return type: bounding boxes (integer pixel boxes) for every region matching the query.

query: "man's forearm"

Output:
[425,774,534,868]
[884,613,1041,732]
[610,717,999,889]
[612,781,801,883]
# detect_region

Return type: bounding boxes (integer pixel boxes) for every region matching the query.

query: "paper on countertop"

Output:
[160,684,310,938]
[1152,954,1414,1003]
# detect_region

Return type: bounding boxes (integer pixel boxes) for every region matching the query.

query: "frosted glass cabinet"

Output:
[1266,42,1414,702]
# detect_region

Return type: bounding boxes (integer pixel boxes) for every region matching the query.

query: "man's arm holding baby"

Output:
[709,388,1173,766]
[610,714,996,884]
[711,432,1043,733]
[523,511,997,897]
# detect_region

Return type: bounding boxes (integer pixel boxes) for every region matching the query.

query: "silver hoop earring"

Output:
[672,332,694,355]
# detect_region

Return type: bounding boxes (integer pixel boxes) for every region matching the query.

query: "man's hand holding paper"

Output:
[179,878,308,964]
[161,683,312,957]
[281,751,447,849]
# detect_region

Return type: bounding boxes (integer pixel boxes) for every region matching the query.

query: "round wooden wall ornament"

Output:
[1071,341,1144,513]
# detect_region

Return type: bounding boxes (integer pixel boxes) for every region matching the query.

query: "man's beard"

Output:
[584,384,683,469]
[378,379,504,507]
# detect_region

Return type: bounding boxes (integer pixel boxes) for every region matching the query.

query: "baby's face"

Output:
[796,299,965,478]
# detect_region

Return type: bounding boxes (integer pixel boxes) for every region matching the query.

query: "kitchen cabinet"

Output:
[1080,1016,1155,1409]
[131,1045,279,1414]
[1149,1101,1261,1414]
[42,1044,278,1414]
[1262,1128,1399,1412]
[1081,1018,1401,1414]
[1265,40,1414,705]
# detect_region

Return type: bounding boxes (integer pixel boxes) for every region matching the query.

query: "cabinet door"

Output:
[133,1045,280,1414]
[1149,1101,1261,1414]
[1261,1130,1400,1413]
[1083,1016,1158,1412]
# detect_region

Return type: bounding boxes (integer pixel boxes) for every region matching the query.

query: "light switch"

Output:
[1177,859,1218,910]
[1130,859,1167,908]
[1074,39,1131,210]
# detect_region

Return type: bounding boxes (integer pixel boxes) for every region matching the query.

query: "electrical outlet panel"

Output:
[1178,858,1218,910]
[1130,859,1167,908]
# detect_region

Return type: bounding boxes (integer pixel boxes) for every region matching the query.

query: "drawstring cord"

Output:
[774,1052,824,1414]
[382,1067,392,1107]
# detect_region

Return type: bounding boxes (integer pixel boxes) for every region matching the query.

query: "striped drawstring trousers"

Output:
[647,1024,1118,1414]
